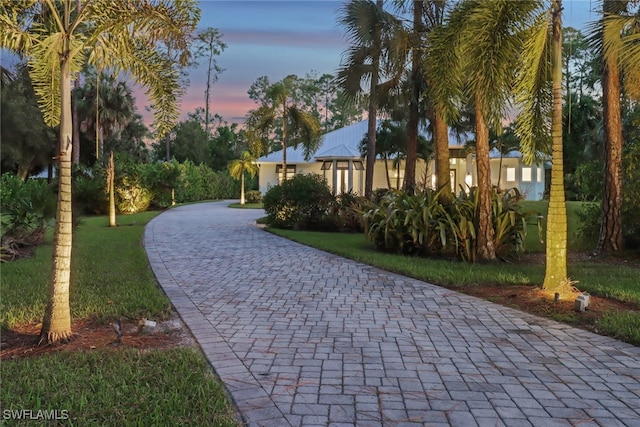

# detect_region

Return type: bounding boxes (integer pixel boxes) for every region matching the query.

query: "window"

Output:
[353,161,364,171]
[321,161,332,170]
[537,167,543,182]
[521,167,532,182]
[506,167,516,182]
[276,164,296,183]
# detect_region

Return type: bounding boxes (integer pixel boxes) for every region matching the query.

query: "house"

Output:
[256,120,547,200]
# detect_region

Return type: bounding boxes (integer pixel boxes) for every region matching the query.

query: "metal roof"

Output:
[257,120,476,164]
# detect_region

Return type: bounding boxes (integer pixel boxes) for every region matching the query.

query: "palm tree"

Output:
[0,0,199,344]
[423,11,463,202]
[228,151,259,205]
[595,0,640,252]
[247,78,322,182]
[337,0,403,198]
[446,0,539,261]
[77,72,135,161]
[515,0,570,293]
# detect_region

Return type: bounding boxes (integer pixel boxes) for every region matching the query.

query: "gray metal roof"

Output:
[257,120,476,164]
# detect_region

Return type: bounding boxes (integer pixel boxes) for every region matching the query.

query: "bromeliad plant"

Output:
[363,187,528,261]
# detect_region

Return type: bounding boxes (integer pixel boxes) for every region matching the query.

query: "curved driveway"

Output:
[144,201,640,427]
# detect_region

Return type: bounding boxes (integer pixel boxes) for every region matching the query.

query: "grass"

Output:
[267,201,640,345]
[1,212,171,328]
[1,347,239,426]
[1,211,242,426]
[227,202,263,209]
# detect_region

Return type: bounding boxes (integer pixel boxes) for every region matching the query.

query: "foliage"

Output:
[263,173,334,229]
[245,190,263,204]
[326,190,370,233]
[576,141,640,250]
[73,166,108,215]
[0,64,55,179]
[363,187,528,261]
[0,175,56,238]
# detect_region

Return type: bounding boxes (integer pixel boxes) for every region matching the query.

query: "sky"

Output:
[0,1,601,127]
[165,0,600,127]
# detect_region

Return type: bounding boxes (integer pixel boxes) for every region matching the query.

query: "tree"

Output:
[0,63,55,179]
[192,27,226,134]
[247,76,322,180]
[0,0,199,344]
[515,0,571,293]
[228,151,259,205]
[595,0,640,252]
[446,0,538,261]
[337,0,403,198]
[76,71,136,161]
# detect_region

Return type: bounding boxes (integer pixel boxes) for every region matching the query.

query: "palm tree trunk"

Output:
[205,52,212,134]
[542,0,569,292]
[72,78,80,165]
[404,0,423,194]
[240,173,245,205]
[597,1,623,252]
[433,108,452,201]
[281,101,288,182]
[384,156,392,189]
[474,101,495,261]
[108,151,116,227]
[39,57,74,345]
[364,0,383,199]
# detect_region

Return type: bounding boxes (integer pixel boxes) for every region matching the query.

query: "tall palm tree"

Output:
[337,0,403,198]
[77,72,135,161]
[228,151,259,205]
[515,0,570,293]
[423,8,463,202]
[446,0,538,261]
[247,78,322,182]
[0,0,199,344]
[595,0,640,252]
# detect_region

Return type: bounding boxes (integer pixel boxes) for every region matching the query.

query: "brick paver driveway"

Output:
[144,201,640,427]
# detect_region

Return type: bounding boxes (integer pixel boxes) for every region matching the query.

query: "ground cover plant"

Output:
[267,200,640,346]
[1,212,241,426]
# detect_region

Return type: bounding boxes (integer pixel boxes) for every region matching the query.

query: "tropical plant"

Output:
[0,0,199,344]
[337,0,403,198]
[594,0,640,252]
[443,0,540,261]
[247,77,322,181]
[76,70,136,161]
[228,151,259,205]
[515,0,569,293]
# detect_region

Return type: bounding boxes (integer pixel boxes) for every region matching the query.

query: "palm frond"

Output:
[515,9,553,164]
[287,106,322,161]
[28,31,64,126]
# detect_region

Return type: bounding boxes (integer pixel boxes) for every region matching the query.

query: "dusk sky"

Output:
[0,1,600,127]
[165,0,599,127]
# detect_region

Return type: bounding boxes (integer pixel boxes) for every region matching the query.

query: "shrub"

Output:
[363,187,528,261]
[327,190,370,232]
[263,173,334,229]
[245,190,262,204]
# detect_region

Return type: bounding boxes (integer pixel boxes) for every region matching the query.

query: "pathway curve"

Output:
[144,201,640,427]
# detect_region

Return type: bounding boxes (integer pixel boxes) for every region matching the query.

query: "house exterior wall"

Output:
[258,157,546,200]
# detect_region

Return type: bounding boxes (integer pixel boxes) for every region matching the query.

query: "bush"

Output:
[363,187,528,261]
[1,175,56,236]
[263,173,334,229]
[327,190,370,232]
[245,190,262,204]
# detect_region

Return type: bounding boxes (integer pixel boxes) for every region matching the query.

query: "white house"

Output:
[256,120,547,200]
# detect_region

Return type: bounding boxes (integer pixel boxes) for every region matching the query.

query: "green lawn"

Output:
[1,212,241,426]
